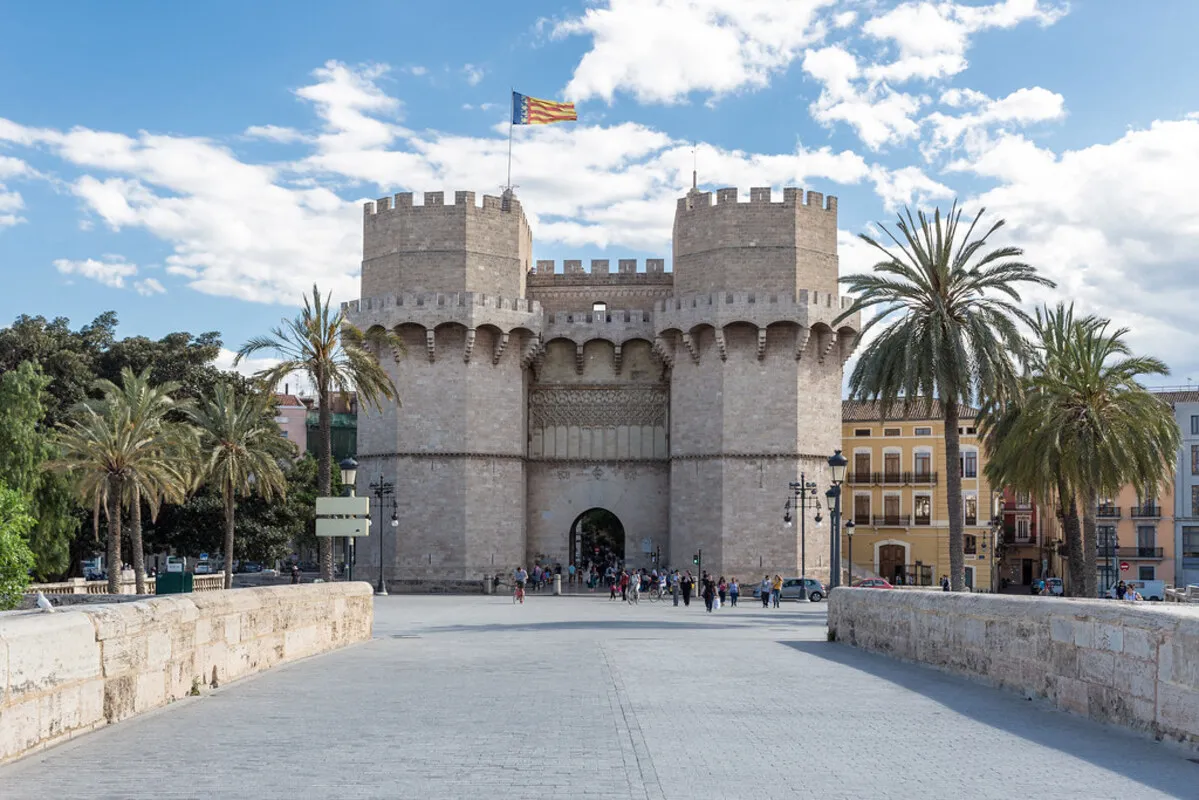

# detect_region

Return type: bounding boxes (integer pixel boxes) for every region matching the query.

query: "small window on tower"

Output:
[593,301,607,314]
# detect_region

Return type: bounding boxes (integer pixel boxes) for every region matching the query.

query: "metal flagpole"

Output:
[506,90,515,191]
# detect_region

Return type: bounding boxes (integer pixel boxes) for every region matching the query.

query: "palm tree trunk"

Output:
[130,485,146,594]
[317,371,334,582]
[1082,490,1099,598]
[1063,496,1085,597]
[106,483,122,595]
[223,484,236,590]
[943,399,965,591]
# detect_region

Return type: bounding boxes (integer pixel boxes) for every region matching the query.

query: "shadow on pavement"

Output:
[781,640,1199,796]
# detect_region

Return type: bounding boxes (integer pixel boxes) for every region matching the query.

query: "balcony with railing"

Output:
[1097,505,1121,518]
[1115,546,1165,559]
[846,471,939,486]
[872,513,911,527]
[1130,503,1161,518]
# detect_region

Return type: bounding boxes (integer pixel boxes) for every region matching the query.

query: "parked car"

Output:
[240,561,263,573]
[751,577,827,602]
[852,578,895,589]
[193,562,212,574]
[297,561,320,573]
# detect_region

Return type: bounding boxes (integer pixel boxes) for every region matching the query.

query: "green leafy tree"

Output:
[188,383,291,589]
[52,369,192,594]
[0,361,78,578]
[835,204,1055,591]
[982,304,1178,596]
[236,285,403,580]
[0,482,36,610]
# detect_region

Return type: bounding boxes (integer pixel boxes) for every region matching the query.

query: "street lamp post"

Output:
[369,474,395,596]
[339,457,358,581]
[845,519,856,586]
[784,475,821,600]
[827,449,848,590]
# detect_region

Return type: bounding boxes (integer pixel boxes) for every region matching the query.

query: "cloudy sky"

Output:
[1,1,1197,383]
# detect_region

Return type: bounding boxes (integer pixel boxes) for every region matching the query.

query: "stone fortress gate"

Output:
[345,186,860,587]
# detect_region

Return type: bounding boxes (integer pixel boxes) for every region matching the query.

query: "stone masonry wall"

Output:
[828,589,1199,752]
[0,583,373,765]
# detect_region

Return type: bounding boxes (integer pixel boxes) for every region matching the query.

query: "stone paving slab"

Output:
[1,595,1197,799]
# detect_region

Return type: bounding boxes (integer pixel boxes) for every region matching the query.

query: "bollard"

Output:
[483,576,493,595]
[553,574,562,596]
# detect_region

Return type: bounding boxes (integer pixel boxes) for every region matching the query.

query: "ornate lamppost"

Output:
[338,457,358,580]
[370,474,395,596]
[826,449,848,589]
[784,476,822,600]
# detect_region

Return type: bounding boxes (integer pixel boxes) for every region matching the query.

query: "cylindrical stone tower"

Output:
[661,187,860,583]
[347,191,539,588]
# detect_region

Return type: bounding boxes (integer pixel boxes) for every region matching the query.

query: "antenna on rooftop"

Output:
[691,141,698,190]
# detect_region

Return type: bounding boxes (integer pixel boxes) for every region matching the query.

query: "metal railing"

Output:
[1130,503,1161,518]
[872,514,911,526]
[1097,506,1121,518]
[1114,546,1165,559]
[847,471,938,486]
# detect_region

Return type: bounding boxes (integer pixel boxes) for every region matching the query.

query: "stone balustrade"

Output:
[27,575,226,596]
[0,582,373,764]
[1165,585,1199,603]
[828,588,1199,752]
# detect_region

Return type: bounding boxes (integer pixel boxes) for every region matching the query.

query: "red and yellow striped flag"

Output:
[511,91,577,125]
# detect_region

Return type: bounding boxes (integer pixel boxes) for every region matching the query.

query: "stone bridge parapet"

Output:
[829,588,1199,753]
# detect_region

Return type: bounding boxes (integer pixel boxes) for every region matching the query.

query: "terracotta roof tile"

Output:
[841,398,978,422]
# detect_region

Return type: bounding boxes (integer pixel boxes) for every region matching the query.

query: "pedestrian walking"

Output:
[672,570,680,606]
[760,575,771,608]
[702,575,715,612]
[729,578,739,606]
[771,574,783,608]
[717,576,727,608]
[620,570,629,602]
[682,571,693,607]
[940,575,950,592]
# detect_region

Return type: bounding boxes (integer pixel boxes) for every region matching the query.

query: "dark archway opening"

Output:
[569,508,625,569]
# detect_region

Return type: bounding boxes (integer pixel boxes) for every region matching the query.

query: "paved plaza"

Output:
[3,593,1197,799]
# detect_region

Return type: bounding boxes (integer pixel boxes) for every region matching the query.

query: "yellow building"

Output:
[841,400,998,590]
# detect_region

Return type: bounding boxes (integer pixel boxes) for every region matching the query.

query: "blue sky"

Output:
[2,1,1198,381]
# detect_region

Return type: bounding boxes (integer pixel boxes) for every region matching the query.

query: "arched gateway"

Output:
[569,508,625,567]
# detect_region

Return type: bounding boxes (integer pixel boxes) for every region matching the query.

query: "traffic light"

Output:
[692,554,699,565]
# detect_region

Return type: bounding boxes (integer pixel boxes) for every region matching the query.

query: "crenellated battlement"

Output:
[676,186,837,214]
[658,291,855,313]
[363,190,521,216]
[528,258,671,278]
[346,291,541,315]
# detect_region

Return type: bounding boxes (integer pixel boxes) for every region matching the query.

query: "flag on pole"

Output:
[511,91,577,125]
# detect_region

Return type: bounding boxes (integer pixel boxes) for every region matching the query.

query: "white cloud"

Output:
[957,118,1199,379]
[803,46,924,150]
[134,277,166,296]
[403,65,428,77]
[462,64,484,86]
[868,164,954,212]
[213,347,314,396]
[54,255,139,288]
[244,124,311,144]
[863,0,1067,83]
[924,85,1065,157]
[0,155,30,227]
[553,0,833,104]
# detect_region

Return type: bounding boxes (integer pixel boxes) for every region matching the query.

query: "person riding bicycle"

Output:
[513,566,528,603]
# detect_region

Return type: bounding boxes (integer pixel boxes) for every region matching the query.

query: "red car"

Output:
[852,578,895,589]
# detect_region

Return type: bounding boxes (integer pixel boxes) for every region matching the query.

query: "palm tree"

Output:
[188,383,291,589]
[982,304,1178,596]
[834,204,1055,591]
[236,284,404,580]
[92,369,194,594]
[51,368,192,594]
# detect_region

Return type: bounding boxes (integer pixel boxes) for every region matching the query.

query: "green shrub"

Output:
[0,482,36,609]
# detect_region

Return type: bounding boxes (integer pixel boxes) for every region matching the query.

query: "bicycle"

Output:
[647,585,667,602]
